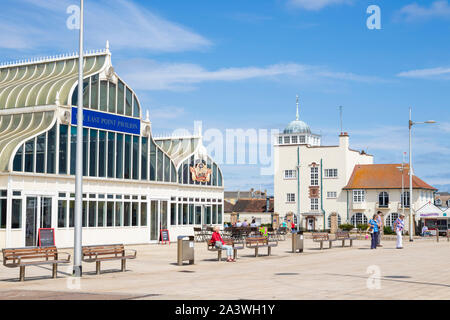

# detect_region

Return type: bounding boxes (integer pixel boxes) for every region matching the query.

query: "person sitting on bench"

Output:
[210,226,235,262]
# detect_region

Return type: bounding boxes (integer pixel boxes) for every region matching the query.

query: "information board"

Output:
[160,229,170,245]
[38,228,55,247]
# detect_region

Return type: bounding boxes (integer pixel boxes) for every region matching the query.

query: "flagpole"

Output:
[73,0,84,277]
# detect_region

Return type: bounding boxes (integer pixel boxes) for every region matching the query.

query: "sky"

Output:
[1,0,450,194]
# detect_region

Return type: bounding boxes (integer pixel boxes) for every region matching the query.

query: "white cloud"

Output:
[288,0,352,11]
[397,67,450,79]
[396,0,450,22]
[117,59,384,91]
[0,0,211,52]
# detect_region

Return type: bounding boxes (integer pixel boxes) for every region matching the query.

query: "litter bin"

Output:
[292,230,304,253]
[177,235,195,266]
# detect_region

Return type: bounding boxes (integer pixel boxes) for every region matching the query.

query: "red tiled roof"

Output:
[343,164,437,191]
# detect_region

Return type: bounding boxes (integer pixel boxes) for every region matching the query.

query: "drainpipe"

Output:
[346,190,349,223]
[320,158,325,231]
[297,146,301,230]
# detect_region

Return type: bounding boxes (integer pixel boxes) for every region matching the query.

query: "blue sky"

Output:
[1,0,450,194]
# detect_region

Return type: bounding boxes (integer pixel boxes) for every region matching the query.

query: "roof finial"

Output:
[296,94,299,121]
[106,40,110,52]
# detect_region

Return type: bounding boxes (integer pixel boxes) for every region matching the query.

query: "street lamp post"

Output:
[408,107,436,242]
[73,0,84,277]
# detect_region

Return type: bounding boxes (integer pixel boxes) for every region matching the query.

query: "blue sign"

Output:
[71,107,141,135]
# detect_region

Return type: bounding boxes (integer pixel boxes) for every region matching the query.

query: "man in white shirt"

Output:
[235,220,242,227]
[393,213,405,249]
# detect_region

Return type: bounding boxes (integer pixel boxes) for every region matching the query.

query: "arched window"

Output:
[378,192,389,207]
[386,213,399,228]
[350,213,368,227]
[327,213,342,228]
[401,191,410,208]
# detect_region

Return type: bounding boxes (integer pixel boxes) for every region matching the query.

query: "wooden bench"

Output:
[312,233,336,250]
[207,239,244,261]
[82,244,137,275]
[2,246,71,281]
[335,231,357,247]
[245,236,278,257]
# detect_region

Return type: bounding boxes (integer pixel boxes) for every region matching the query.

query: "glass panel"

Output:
[133,96,139,118]
[140,202,147,226]
[83,128,88,176]
[218,205,223,224]
[124,135,131,179]
[195,206,202,225]
[171,163,176,183]
[0,199,6,228]
[89,201,96,227]
[117,81,125,114]
[99,80,107,111]
[83,79,90,108]
[108,82,116,113]
[170,203,176,225]
[218,168,223,187]
[89,129,98,177]
[150,140,156,181]
[161,201,168,230]
[59,124,68,174]
[25,197,37,246]
[36,134,45,173]
[98,201,105,227]
[70,126,77,175]
[178,204,182,226]
[107,132,115,178]
[124,202,131,226]
[13,145,23,172]
[212,163,217,186]
[98,131,106,177]
[183,204,188,225]
[133,136,139,180]
[69,200,75,227]
[150,201,158,240]
[164,154,170,182]
[82,201,87,227]
[91,75,99,110]
[115,202,123,226]
[141,137,148,180]
[58,200,67,228]
[212,204,217,224]
[132,203,138,226]
[125,87,133,116]
[116,133,124,179]
[157,149,163,182]
[40,198,52,228]
[12,199,22,229]
[189,204,194,225]
[183,161,188,185]
[107,202,114,227]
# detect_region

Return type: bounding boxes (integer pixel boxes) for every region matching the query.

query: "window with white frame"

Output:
[353,190,365,203]
[278,136,283,144]
[284,136,290,144]
[291,136,298,144]
[311,167,319,186]
[311,198,319,211]
[327,191,337,199]
[284,170,297,179]
[350,213,368,226]
[299,136,305,143]
[287,193,296,203]
[327,213,342,228]
[324,169,338,178]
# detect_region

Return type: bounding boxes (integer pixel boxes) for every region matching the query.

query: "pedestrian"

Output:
[367,213,380,249]
[394,213,405,249]
[376,211,383,247]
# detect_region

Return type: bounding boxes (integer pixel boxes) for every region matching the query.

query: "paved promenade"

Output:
[0,236,449,300]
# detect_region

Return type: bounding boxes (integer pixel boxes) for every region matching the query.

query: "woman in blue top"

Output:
[367,213,380,249]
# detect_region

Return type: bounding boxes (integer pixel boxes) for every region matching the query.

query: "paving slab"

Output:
[0,236,448,300]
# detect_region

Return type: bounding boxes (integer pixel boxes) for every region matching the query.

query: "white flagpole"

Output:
[73,0,84,277]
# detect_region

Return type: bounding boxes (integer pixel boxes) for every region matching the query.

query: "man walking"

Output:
[376,211,383,247]
[394,213,405,249]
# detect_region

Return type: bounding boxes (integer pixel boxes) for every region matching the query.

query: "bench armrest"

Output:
[124,249,137,258]
[58,252,71,262]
